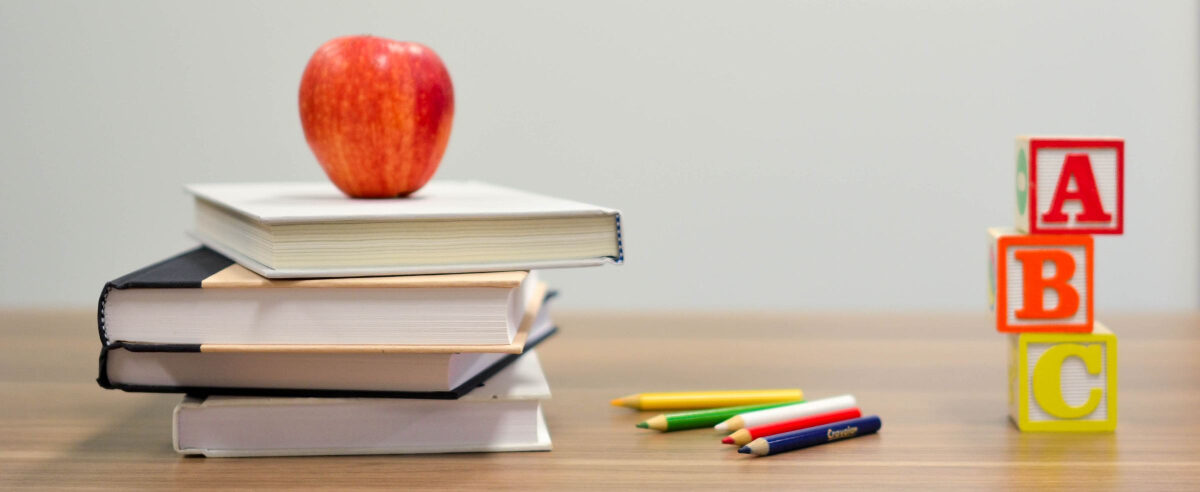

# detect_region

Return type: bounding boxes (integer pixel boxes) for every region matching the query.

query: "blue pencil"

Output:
[737,415,881,456]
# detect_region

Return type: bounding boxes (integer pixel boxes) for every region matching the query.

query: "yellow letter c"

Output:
[1032,343,1103,419]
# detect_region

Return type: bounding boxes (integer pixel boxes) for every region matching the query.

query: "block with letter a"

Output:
[988,227,1093,333]
[1015,136,1123,235]
[1007,323,1117,432]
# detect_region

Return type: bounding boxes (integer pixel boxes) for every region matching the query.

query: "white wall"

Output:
[1,1,1196,310]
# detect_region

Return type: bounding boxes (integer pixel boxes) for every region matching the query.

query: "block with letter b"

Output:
[1008,323,1117,432]
[988,227,1092,333]
[1015,136,1123,235]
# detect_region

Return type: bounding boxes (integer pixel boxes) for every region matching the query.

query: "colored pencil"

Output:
[723,407,862,445]
[738,415,882,457]
[637,401,803,432]
[611,389,803,411]
[714,394,856,431]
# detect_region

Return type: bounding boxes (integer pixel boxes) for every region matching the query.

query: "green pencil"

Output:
[635,401,803,432]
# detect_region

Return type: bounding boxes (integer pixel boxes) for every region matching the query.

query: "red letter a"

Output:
[1041,153,1112,223]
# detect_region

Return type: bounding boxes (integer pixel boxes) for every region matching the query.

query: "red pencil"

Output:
[722,407,863,446]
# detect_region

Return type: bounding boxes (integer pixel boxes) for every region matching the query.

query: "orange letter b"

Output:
[1014,250,1079,319]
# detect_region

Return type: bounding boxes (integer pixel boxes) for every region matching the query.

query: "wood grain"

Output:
[2,310,1198,490]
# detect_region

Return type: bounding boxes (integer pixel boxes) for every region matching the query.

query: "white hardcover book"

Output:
[187,181,624,278]
[174,351,552,457]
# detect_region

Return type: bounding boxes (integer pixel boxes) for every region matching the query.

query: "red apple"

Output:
[299,36,454,198]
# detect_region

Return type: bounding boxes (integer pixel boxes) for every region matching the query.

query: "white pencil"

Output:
[714,394,857,431]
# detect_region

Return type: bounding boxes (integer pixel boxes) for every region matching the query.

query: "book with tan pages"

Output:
[187,180,623,278]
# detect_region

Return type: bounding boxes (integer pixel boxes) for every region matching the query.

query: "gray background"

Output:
[1,0,1196,310]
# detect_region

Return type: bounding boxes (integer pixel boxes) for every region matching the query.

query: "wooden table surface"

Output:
[1,310,1198,490]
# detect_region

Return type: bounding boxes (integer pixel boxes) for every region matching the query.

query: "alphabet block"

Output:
[988,227,1092,333]
[1015,136,1123,235]
[1008,323,1117,432]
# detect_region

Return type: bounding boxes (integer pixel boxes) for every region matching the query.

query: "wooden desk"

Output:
[1,310,1198,490]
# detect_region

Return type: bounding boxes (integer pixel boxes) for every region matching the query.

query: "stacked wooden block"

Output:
[988,136,1123,432]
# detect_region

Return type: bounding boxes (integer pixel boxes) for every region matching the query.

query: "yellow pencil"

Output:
[610,389,803,411]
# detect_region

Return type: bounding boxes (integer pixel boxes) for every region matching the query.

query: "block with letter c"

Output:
[1008,323,1117,432]
[988,227,1093,333]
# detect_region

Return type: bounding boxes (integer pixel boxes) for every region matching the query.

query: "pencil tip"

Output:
[738,446,751,454]
[714,422,728,431]
[721,437,734,444]
[636,422,648,429]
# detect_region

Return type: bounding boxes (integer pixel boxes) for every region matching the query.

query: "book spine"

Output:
[96,247,235,345]
[96,282,115,345]
[614,212,624,263]
[96,341,204,389]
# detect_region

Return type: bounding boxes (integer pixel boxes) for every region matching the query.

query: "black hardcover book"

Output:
[96,247,557,399]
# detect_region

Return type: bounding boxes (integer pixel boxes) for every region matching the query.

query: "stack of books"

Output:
[96,181,622,457]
